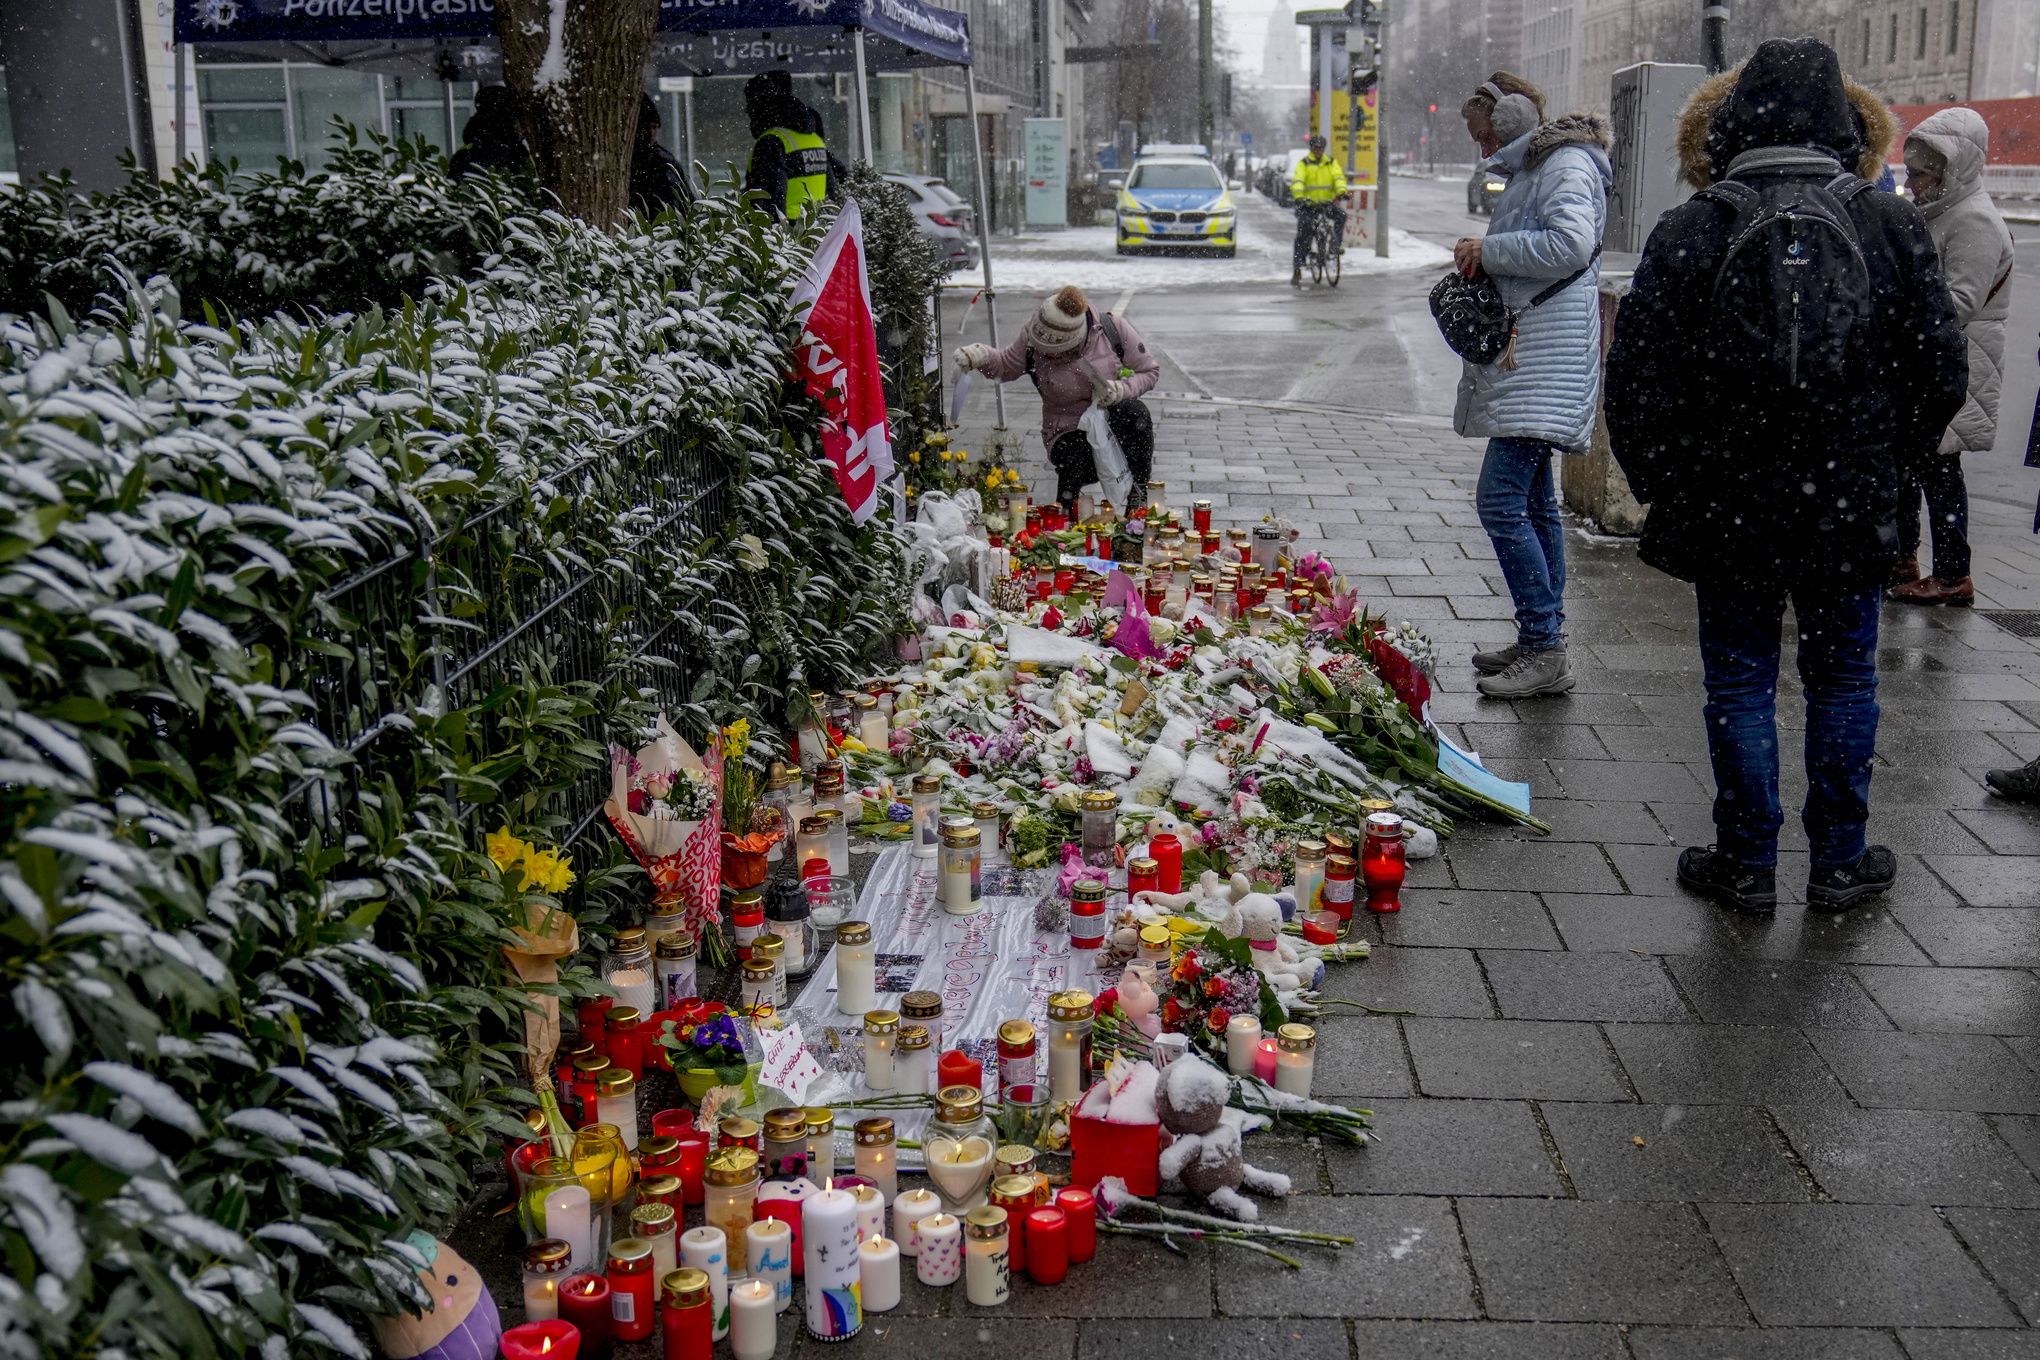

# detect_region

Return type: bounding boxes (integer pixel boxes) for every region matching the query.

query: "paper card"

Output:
[1435,733,1532,816]
[759,1021,825,1105]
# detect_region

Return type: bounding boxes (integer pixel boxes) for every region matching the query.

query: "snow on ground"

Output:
[968,197,1454,292]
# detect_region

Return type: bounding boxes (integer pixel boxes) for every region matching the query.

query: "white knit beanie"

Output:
[1029,285,1090,355]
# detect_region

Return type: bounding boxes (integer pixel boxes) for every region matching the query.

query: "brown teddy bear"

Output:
[1154,1055,1291,1221]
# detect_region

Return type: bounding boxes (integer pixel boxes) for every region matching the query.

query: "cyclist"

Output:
[1290,134,1349,287]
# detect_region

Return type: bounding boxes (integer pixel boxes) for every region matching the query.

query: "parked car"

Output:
[1114,154,1238,257]
[1466,163,1506,215]
[884,173,980,273]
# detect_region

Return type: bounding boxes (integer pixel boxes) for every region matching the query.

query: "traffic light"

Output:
[1349,57,1378,95]
[1429,103,1438,113]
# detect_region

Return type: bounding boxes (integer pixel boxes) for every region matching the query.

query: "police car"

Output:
[1114,153,1237,258]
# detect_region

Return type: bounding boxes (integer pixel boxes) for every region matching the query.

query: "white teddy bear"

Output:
[1220,891,1323,993]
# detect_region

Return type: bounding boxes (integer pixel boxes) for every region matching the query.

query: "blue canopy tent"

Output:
[174,0,1008,421]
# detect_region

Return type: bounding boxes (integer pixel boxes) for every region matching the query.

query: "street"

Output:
[934,172,2040,1355]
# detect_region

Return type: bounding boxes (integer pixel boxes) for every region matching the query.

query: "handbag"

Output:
[1430,245,1601,370]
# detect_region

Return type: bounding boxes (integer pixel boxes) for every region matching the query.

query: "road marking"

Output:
[1111,288,1135,318]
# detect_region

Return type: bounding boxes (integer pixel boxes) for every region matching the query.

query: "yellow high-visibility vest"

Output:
[758,127,830,217]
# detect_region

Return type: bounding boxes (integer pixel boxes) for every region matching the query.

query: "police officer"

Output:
[743,70,843,220]
[1289,133,1349,287]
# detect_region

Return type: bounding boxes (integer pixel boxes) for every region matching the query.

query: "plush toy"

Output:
[1219,892,1323,993]
[1154,1057,1290,1221]
[1134,869,1246,916]
[1117,963,1164,1038]
[371,1234,502,1360]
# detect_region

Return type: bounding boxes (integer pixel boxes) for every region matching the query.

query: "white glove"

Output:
[1097,378,1128,408]
[954,343,992,372]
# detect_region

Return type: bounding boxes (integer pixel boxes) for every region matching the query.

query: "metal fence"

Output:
[285,422,734,846]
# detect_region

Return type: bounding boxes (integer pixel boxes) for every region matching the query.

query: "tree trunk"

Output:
[497,0,659,228]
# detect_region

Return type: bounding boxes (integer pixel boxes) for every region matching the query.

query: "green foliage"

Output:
[0,149,910,1358]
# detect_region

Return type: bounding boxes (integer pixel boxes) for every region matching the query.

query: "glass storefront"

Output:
[197,64,473,171]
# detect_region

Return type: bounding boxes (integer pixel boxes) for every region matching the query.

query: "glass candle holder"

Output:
[1078,789,1119,868]
[924,1086,996,1214]
[911,772,943,859]
[1137,924,1172,966]
[1248,603,1276,636]
[896,1023,934,1095]
[529,1159,594,1271]
[806,874,855,939]
[901,990,945,1052]
[1322,853,1358,922]
[996,1020,1037,1096]
[521,1237,572,1320]
[940,824,983,914]
[569,1052,611,1125]
[630,1200,677,1284]
[854,1117,898,1202]
[1362,811,1408,914]
[654,932,699,1009]
[972,801,1003,861]
[763,878,818,980]
[795,816,832,881]
[679,1225,731,1342]
[605,1237,656,1343]
[804,1107,836,1185]
[739,959,776,1012]
[762,1107,812,1180]
[1000,1084,1055,1150]
[853,693,888,750]
[1046,991,1093,1102]
[660,1267,713,1360]
[863,1010,898,1090]
[1275,1022,1317,1097]
[1291,839,1326,917]
[732,892,765,960]
[718,1117,762,1153]
[703,1147,761,1274]
[963,1207,1011,1307]
[816,806,848,877]
[594,1068,638,1151]
[602,927,656,1021]
[762,761,795,862]
[752,934,788,1007]
[1068,879,1108,954]
[834,920,876,1015]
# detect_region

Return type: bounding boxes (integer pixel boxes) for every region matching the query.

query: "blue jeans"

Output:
[1695,584,1881,870]
[1292,202,1346,268]
[1477,438,1566,651]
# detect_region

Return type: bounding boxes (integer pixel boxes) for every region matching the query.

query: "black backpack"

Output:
[1693,171,1875,395]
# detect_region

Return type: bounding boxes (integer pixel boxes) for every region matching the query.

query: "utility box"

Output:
[1606,62,1706,254]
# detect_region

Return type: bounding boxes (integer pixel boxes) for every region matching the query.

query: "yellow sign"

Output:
[1310,86,1379,186]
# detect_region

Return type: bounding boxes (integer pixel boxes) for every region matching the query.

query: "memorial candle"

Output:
[801,1185,863,1342]
[1047,991,1093,1102]
[862,1011,898,1090]
[1224,1014,1261,1077]
[804,1107,836,1185]
[1024,1208,1069,1284]
[657,1268,712,1360]
[859,1236,902,1313]
[892,1186,941,1257]
[702,1149,760,1274]
[727,1279,777,1360]
[500,1318,579,1360]
[914,1213,962,1286]
[1149,832,1183,893]
[1254,1037,1279,1084]
[963,1207,1011,1307]
[521,1239,572,1321]
[629,1202,677,1285]
[896,1024,934,1094]
[853,1184,886,1241]
[677,1227,729,1342]
[744,1218,793,1311]
[937,1049,983,1094]
[833,921,877,1015]
[853,1117,898,1202]
[556,1275,611,1360]
[541,1182,594,1273]
[603,1239,655,1343]
[1054,1188,1097,1263]
[593,1070,638,1152]
[1275,1022,1317,1097]
[911,772,943,859]
[752,1174,817,1277]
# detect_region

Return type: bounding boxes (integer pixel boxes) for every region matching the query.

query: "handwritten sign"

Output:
[759,1020,825,1104]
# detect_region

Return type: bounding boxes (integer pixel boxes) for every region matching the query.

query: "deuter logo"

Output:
[1784,238,1808,266]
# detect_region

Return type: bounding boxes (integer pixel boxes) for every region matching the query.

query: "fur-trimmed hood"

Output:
[1675,41,1896,188]
[1525,111,1613,171]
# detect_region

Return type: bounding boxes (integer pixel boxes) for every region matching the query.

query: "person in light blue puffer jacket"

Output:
[1450,74,1612,700]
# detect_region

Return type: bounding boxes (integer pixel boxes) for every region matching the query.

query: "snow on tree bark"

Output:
[497,0,659,228]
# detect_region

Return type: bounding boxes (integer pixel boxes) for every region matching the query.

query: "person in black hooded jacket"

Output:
[1605,37,1966,913]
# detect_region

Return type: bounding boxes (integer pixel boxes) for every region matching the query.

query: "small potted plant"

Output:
[717,718,779,890]
[660,1003,759,1106]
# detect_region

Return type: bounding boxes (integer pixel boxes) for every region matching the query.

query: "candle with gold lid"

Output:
[863,1010,899,1091]
[1047,991,1094,1101]
[803,1107,836,1184]
[520,1238,571,1321]
[963,1206,1011,1307]
[1275,1022,1317,1098]
[854,1115,899,1202]
[834,920,877,1015]
[703,1147,760,1274]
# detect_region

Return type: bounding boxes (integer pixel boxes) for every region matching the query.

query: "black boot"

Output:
[1985,756,2040,803]
[1807,846,1897,911]
[1676,846,1777,913]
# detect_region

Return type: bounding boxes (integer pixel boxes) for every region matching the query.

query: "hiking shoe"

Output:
[1985,756,2040,803]
[1888,552,1920,586]
[1676,845,1777,913]
[1806,845,1897,911]
[1476,646,1574,698]
[1471,642,1527,675]
[1291,268,1303,288]
[1886,574,1974,606]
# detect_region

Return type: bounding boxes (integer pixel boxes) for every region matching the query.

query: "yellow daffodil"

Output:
[908,451,921,463]
[838,735,869,753]
[487,826,528,871]
[722,718,752,760]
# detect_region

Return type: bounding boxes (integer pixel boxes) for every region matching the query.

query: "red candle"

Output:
[556,1276,612,1360]
[1149,833,1183,894]
[1054,1188,1096,1263]
[672,1128,708,1205]
[500,1319,580,1360]
[1254,1037,1278,1084]
[937,1050,983,1094]
[1143,581,1166,615]
[659,1269,713,1360]
[1025,1207,1069,1284]
[605,1009,645,1080]
[1054,568,1076,595]
[651,1109,694,1139]
[1125,857,1159,897]
[575,998,614,1056]
[1361,813,1407,914]
[605,1244,656,1343]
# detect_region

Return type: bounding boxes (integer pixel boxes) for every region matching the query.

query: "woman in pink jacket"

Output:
[954,285,1161,513]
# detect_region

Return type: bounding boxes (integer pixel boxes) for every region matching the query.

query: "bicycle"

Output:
[1295,201,1343,287]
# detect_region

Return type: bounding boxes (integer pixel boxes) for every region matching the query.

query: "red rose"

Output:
[1208,1006,1231,1033]
[1161,998,1189,1030]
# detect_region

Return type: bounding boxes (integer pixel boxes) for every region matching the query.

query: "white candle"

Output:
[607,967,655,1019]
[853,1185,885,1242]
[863,1014,896,1090]
[897,1033,934,1095]
[854,1135,898,1203]
[964,1208,1011,1307]
[924,1135,994,1214]
[806,1113,836,1185]
[1275,1022,1317,1098]
[1048,1035,1083,1101]
[914,1213,962,1286]
[540,1185,592,1272]
[834,923,877,1015]
[679,1226,730,1341]
[893,1187,941,1258]
[729,1278,778,1360]
[802,1186,863,1342]
[1225,1014,1262,1077]
[745,1217,793,1313]
[859,709,889,751]
[859,1236,902,1313]
[520,1271,559,1321]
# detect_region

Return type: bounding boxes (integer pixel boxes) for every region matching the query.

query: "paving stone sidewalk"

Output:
[922,391,2040,1359]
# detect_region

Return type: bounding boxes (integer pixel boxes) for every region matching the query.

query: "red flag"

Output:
[790,199,895,523]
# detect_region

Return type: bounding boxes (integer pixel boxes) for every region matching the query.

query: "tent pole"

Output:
[964,66,1005,428]
[174,43,187,167]
[853,31,875,164]
[443,76,457,157]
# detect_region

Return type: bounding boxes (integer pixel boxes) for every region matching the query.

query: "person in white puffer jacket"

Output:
[1887,106,2014,608]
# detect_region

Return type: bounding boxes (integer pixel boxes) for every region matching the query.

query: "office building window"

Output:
[1916,7,1927,59]
[1949,0,1960,53]
[197,64,473,171]
[1863,17,1872,64]
[1889,11,1899,62]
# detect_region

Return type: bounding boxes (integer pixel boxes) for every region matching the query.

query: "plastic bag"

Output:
[1080,401,1135,510]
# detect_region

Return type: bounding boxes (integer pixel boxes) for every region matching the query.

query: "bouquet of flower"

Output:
[1162,929,1282,1059]
[489,828,581,1090]
[718,719,783,890]
[606,715,725,953]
